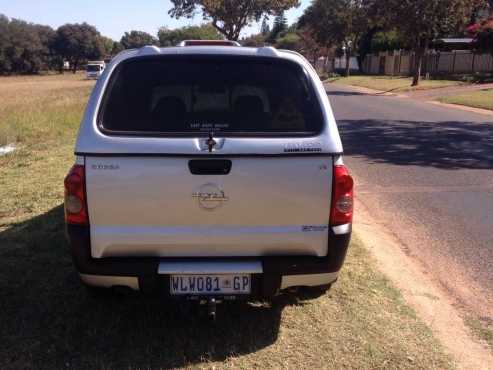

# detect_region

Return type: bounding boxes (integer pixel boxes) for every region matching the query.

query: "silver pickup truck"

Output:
[64,42,353,308]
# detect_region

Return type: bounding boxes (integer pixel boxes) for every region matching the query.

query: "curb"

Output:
[427,101,493,117]
[324,82,408,98]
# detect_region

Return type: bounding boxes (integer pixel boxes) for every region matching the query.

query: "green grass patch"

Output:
[465,316,493,350]
[327,75,464,93]
[0,74,453,369]
[438,89,493,111]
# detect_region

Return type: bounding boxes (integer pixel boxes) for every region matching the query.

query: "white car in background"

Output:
[65,41,353,317]
[86,61,105,79]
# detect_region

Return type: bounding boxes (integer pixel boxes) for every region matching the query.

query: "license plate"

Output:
[170,274,251,295]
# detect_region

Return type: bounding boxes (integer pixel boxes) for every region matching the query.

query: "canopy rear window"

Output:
[98,55,324,136]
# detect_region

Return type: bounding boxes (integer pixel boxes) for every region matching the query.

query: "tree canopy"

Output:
[275,31,300,50]
[299,0,368,76]
[472,16,493,57]
[267,11,288,42]
[168,0,299,40]
[298,0,487,83]
[0,15,56,74]
[52,23,105,73]
[388,0,487,85]
[120,30,158,49]
[158,24,222,46]
[260,16,270,36]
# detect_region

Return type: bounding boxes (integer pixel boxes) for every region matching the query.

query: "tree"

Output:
[53,23,105,73]
[120,30,157,49]
[371,30,405,52]
[389,0,487,86]
[295,27,330,64]
[475,28,493,57]
[0,15,56,74]
[100,35,115,57]
[158,24,222,46]
[472,17,493,57]
[268,11,288,42]
[275,32,301,50]
[355,0,395,67]
[241,33,266,46]
[168,0,299,41]
[260,16,270,36]
[299,0,368,77]
[0,15,9,72]
[111,41,125,55]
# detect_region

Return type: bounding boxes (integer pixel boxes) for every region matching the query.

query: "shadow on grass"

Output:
[0,205,302,369]
[337,119,493,170]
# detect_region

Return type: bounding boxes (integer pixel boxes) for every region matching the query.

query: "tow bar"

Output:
[207,297,217,320]
[198,296,235,320]
[197,297,221,320]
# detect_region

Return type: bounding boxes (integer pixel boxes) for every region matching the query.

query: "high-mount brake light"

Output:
[330,165,354,226]
[64,164,89,225]
[179,40,241,47]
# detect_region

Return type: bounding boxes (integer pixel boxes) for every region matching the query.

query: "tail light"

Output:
[330,165,354,226]
[64,164,88,225]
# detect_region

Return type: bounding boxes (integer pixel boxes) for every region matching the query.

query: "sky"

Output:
[0,0,311,41]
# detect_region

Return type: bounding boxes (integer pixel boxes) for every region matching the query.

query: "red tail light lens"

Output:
[330,165,354,226]
[64,164,88,225]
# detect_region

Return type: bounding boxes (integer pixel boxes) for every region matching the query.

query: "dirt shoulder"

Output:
[355,197,493,370]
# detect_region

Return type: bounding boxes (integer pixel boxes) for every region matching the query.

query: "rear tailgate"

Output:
[86,156,332,258]
[82,53,338,259]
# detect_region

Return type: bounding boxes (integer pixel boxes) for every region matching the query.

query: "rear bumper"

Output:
[66,225,351,298]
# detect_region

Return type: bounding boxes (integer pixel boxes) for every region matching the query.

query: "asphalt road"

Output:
[326,84,493,320]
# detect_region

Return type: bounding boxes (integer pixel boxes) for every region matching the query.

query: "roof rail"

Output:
[178,40,241,47]
[137,45,161,56]
[256,46,278,57]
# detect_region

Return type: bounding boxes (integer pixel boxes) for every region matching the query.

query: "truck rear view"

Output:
[86,60,105,79]
[65,45,353,312]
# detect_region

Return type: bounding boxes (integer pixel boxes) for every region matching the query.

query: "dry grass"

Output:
[465,316,493,351]
[327,75,464,93]
[0,74,454,369]
[439,89,493,111]
[0,73,93,146]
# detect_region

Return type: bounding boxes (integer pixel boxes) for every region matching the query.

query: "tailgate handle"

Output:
[188,160,232,175]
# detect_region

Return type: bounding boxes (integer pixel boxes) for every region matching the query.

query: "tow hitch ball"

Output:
[207,298,217,320]
[198,297,229,320]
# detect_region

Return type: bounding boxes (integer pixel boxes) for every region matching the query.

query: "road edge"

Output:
[325,81,493,117]
[428,101,493,117]
[324,81,406,97]
[354,197,493,370]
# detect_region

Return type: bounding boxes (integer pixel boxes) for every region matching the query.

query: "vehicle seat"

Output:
[234,95,265,130]
[151,96,186,130]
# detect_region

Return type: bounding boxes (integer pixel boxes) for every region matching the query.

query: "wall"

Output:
[361,51,493,76]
